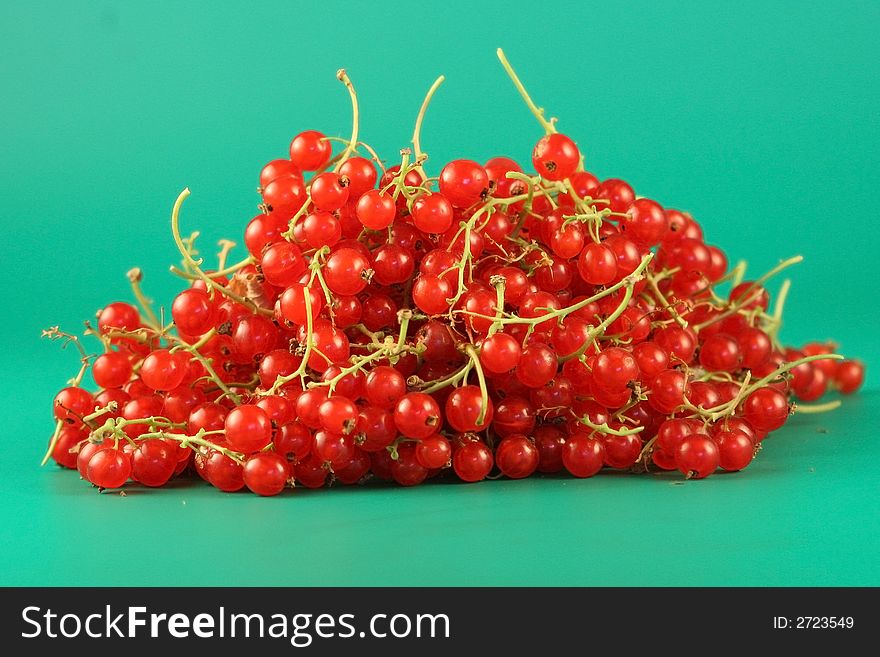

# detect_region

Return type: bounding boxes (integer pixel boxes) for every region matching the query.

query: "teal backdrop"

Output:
[1,1,877,586]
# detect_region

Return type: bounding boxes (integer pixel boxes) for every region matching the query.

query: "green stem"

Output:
[580,417,645,436]
[694,256,802,332]
[333,69,359,171]
[496,48,556,134]
[170,188,272,316]
[412,75,445,177]
[464,344,489,425]
[795,400,842,414]
[419,361,473,394]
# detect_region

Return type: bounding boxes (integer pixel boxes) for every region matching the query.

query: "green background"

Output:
[1,1,877,586]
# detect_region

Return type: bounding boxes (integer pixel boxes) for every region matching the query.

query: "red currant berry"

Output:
[593,347,640,392]
[479,333,522,374]
[715,430,754,471]
[394,392,442,439]
[495,434,539,479]
[576,242,616,285]
[98,302,140,334]
[310,172,350,211]
[699,333,742,373]
[562,432,605,478]
[595,178,635,213]
[289,130,331,171]
[365,365,407,409]
[356,189,396,230]
[131,440,178,487]
[140,349,189,391]
[412,193,455,234]
[452,439,493,482]
[412,274,453,315]
[439,160,488,208]
[279,283,323,326]
[742,387,790,432]
[532,133,580,181]
[415,435,452,469]
[675,434,719,479]
[835,360,864,394]
[388,444,428,487]
[92,351,133,389]
[224,404,273,453]
[319,396,358,435]
[260,159,302,188]
[445,386,493,432]
[262,175,307,217]
[302,210,342,249]
[86,448,131,489]
[172,288,220,336]
[323,247,371,296]
[620,198,667,246]
[243,452,290,496]
[338,157,377,195]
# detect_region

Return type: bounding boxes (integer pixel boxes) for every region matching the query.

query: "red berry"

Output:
[224,405,273,453]
[715,430,754,471]
[323,247,371,296]
[577,242,617,285]
[172,288,220,336]
[131,440,178,487]
[243,452,290,496]
[87,448,131,489]
[532,133,580,181]
[92,351,133,389]
[356,189,396,230]
[289,130,331,171]
[412,193,455,234]
[562,432,605,478]
[310,172,350,211]
[835,360,864,394]
[439,160,488,208]
[479,333,522,374]
[495,434,539,479]
[415,435,452,469]
[338,157,377,195]
[743,387,790,432]
[140,350,189,391]
[319,396,358,435]
[394,392,442,439]
[675,434,719,479]
[260,159,302,188]
[445,385,493,433]
[452,439,493,482]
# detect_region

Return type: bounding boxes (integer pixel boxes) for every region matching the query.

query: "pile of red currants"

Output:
[44,51,864,495]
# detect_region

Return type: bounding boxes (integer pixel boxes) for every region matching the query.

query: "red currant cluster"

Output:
[44,52,864,495]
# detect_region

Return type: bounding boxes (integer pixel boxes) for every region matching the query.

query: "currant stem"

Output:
[412,75,445,177]
[419,361,473,394]
[266,286,316,394]
[693,255,803,332]
[495,48,556,134]
[333,69,359,171]
[579,416,645,436]
[765,278,791,343]
[464,344,490,426]
[460,254,652,327]
[645,274,688,328]
[170,255,252,281]
[795,400,842,414]
[126,268,161,330]
[170,188,272,316]
[216,239,236,271]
